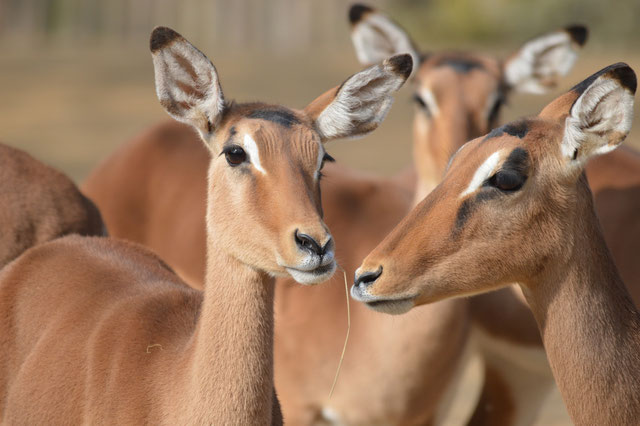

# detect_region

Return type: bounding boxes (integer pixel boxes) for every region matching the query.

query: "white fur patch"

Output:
[243,134,266,174]
[418,87,440,118]
[460,150,504,198]
[315,58,406,141]
[504,31,578,94]
[561,76,635,164]
[314,146,325,181]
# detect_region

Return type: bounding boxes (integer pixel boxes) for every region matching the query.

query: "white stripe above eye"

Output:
[460,150,503,198]
[314,144,325,181]
[243,133,266,174]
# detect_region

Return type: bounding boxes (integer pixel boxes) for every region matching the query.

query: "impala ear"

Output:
[504,25,588,94]
[150,26,225,144]
[304,54,412,142]
[545,63,636,169]
[348,4,420,77]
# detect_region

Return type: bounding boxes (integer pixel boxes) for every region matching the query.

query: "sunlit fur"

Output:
[0,27,410,424]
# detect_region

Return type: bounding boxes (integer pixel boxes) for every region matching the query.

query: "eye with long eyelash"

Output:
[318,153,335,181]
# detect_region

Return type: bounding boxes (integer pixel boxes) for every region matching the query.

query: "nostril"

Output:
[294,230,323,256]
[354,266,383,288]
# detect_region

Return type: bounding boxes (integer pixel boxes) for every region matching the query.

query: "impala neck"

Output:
[412,113,470,205]
[184,235,275,423]
[522,182,640,425]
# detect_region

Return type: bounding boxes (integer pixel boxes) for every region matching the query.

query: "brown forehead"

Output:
[219,103,320,161]
[453,118,562,169]
[416,52,502,82]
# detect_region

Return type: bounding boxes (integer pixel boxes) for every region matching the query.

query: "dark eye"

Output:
[489,170,525,192]
[223,145,247,166]
[413,94,432,118]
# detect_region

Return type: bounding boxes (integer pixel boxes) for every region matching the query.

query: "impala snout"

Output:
[351,265,416,315]
[283,227,336,285]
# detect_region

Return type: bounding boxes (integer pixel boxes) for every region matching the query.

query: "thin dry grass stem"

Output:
[329,264,351,399]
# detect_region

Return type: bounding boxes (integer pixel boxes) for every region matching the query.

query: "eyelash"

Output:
[318,153,335,180]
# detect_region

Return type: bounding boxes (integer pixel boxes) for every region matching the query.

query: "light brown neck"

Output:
[522,185,640,425]
[412,111,469,205]
[179,233,276,423]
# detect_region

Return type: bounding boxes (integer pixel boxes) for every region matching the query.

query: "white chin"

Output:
[365,299,415,315]
[286,263,336,285]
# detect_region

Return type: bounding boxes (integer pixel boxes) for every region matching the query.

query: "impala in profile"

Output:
[354,63,640,426]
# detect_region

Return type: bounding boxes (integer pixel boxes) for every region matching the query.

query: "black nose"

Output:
[354,266,383,288]
[295,230,330,256]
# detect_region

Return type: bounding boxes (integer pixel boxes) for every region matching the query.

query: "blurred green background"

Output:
[0,2,638,423]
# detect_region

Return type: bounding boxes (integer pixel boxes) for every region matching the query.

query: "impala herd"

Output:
[1,3,638,426]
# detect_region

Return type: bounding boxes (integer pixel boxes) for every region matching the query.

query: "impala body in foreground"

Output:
[354,63,640,426]
[0,27,411,424]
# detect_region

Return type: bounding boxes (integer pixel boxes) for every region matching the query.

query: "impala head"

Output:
[353,63,636,314]
[349,4,588,180]
[150,27,411,285]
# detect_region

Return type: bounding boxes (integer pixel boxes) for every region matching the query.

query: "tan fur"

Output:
[0,143,105,268]
[349,6,640,425]
[355,65,640,425]
[1,28,410,424]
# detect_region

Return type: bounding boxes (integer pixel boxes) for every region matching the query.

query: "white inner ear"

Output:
[152,40,224,137]
[460,150,504,198]
[352,13,419,70]
[562,77,635,162]
[315,62,405,140]
[243,134,266,174]
[504,31,578,94]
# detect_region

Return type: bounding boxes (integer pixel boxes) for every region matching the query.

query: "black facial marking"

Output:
[502,147,529,174]
[453,147,529,236]
[484,120,530,141]
[248,109,300,128]
[437,57,484,74]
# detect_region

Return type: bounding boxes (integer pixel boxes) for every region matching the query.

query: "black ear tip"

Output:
[349,3,374,25]
[150,26,182,52]
[610,63,637,94]
[565,24,588,46]
[387,54,413,79]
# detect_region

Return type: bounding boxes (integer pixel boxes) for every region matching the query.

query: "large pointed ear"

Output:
[541,63,636,169]
[503,25,588,94]
[150,27,225,143]
[303,54,412,142]
[348,4,420,77]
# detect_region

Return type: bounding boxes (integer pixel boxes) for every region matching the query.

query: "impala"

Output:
[350,4,640,425]
[354,63,640,426]
[82,8,594,425]
[0,27,411,424]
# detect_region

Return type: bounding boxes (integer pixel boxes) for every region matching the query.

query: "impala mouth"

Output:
[286,261,336,285]
[350,285,416,315]
[364,297,416,315]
